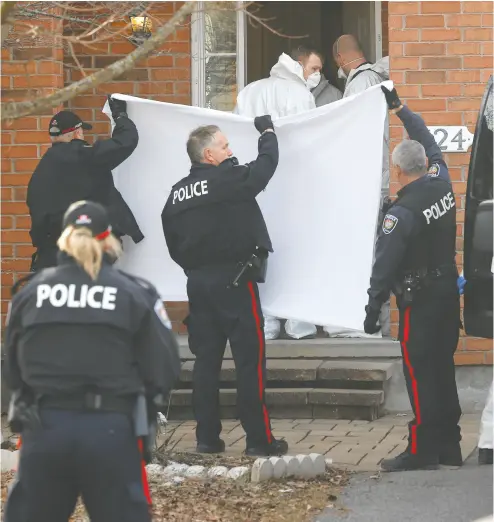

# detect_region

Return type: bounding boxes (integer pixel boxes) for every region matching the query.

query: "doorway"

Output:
[245,1,382,91]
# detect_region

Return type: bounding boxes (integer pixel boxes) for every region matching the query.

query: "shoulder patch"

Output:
[428,163,440,177]
[154,299,172,329]
[382,214,399,235]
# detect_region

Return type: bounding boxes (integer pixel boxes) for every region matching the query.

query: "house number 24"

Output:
[427,126,475,153]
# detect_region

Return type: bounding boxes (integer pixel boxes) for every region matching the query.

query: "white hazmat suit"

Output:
[479,382,493,451]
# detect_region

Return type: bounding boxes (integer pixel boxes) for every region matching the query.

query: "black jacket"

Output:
[367,106,457,311]
[162,131,279,270]
[4,253,180,399]
[27,116,144,249]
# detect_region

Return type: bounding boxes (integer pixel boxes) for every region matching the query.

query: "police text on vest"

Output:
[173,180,208,204]
[423,192,455,224]
[36,284,118,310]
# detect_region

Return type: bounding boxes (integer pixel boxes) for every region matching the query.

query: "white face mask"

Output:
[337,67,347,80]
[337,57,363,81]
[306,71,321,89]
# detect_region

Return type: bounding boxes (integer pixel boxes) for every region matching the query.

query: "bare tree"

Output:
[1,1,196,121]
[1,1,306,121]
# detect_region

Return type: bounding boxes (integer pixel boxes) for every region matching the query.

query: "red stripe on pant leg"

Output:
[400,307,422,454]
[137,439,152,506]
[247,281,273,444]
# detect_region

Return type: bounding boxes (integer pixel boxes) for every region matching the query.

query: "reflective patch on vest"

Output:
[422,192,456,225]
[172,180,208,205]
[428,163,440,177]
[382,214,398,235]
[36,284,118,310]
[154,299,172,329]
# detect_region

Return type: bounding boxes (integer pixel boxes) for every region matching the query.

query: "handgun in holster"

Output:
[133,393,161,464]
[401,274,423,307]
[229,247,268,288]
[8,389,42,434]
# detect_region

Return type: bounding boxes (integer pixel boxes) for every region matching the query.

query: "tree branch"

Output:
[1,1,196,121]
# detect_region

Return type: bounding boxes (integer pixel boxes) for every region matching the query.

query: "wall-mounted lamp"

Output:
[130,14,152,46]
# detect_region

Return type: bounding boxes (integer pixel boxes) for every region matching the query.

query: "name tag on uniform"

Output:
[173,180,208,204]
[36,284,118,310]
[423,192,455,225]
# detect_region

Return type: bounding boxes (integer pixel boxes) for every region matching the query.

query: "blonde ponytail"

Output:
[57,226,122,280]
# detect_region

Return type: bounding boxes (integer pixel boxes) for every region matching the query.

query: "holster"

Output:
[229,247,269,288]
[133,393,159,464]
[395,273,424,307]
[8,390,42,433]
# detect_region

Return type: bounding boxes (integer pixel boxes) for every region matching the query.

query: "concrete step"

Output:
[177,336,401,360]
[179,359,395,384]
[167,388,385,421]
[173,337,399,421]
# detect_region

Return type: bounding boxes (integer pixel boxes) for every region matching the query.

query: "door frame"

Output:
[373,1,383,61]
[191,1,246,108]
[191,1,383,108]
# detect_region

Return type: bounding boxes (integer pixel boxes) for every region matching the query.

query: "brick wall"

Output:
[1,2,191,333]
[2,1,493,354]
[388,0,493,365]
[1,13,65,324]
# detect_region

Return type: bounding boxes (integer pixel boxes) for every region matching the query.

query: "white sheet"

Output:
[106,81,390,331]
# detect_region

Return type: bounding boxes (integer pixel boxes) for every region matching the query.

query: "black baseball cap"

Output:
[63,201,112,240]
[48,110,92,137]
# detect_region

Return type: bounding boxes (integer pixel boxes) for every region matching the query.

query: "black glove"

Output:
[254,115,274,134]
[108,95,127,119]
[364,305,381,335]
[381,86,402,111]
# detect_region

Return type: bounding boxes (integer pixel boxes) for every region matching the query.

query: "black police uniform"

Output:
[3,202,180,522]
[365,100,461,470]
[27,105,144,272]
[161,122,283,455]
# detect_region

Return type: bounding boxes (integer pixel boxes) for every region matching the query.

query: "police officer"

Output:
[161,116,288,457]
[364,86,462,472]
[4,200,180,521]
[26,96,144,272]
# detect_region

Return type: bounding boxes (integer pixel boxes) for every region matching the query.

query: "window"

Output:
[191,1,245,111]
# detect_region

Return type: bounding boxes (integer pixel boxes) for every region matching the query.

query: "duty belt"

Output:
[403,264,458,280]
[39,393,135,414]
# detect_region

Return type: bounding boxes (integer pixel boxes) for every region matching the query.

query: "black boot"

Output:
[439,442,463,468]
[246,438,288,457]
[381,451,439,472]
[196,439,226,454]
[478,448,493,465]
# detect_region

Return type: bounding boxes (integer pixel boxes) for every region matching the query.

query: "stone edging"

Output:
[146,453,332,484]
[1,449,19,472]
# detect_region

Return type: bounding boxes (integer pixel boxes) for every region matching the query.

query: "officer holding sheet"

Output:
[364,86,462,473]
[161,116,288,457]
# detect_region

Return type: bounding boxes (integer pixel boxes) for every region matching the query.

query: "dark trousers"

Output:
[186,264,273,449]
[4,410,151,522]
[398,291,462,455]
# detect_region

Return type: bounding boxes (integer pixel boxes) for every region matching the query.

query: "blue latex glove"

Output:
[457,275,466,295]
